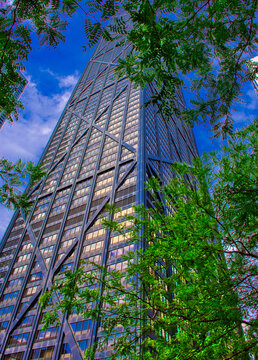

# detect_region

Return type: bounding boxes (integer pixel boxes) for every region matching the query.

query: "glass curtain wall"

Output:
[0,27,198,360]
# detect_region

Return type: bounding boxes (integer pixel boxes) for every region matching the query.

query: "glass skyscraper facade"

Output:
[0,32,198,359]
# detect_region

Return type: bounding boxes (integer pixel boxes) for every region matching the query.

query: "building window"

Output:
[84,254,101,265]
[30,346,54,359]
[70,320,91,333]
[0,321,8,329]
[61,343,71,355]
[20,315,34,327]
[60,263,73,273]
[3,352,24,359]
[8,277,23,288]
[0,305,13,316]
[108,244,135,260]
[25,286,38,296]
[40,245,55,255]
[60,238,75,249]
[21,243,33,251]
[36,327,58,340]
[63,226,81,237]
[78,339,88,352]
[83,241,103,254]
[17,253,31,263]
[30,272,42,282]
[40,233,58,246]
[2,291,19,301]
[13,265,28,275]
[8,332,29,346]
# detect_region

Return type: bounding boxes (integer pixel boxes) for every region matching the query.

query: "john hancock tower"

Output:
[0,25,198,360]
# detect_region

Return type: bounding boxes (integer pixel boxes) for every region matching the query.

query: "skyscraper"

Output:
[0,71,28,130]
[0,31,198,359]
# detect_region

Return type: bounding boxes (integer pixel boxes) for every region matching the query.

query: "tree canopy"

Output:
[0,158,46,213]
[0,0,78,122]
[1,0,257,135]
[40,120,258,360]
[0,0,257,210]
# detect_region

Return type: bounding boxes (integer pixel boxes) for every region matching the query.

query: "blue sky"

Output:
[0,10,257,240]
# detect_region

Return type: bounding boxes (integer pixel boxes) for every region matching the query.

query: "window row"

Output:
[30,346,54,359]
[95,177,113,189]
[44,185,55,193]
[108,244,135,260]
[107,260,128,272]
[8,277,23,288]
[110,234,129,245]
[30,272,42,282]
[40,245,54,255]
[69,150,84,159]
[85,228,105,240]
[72,195,88,207]
[51,204,65,213]
[60,238,75,249]
[83,240,104,254]
[8,332,29,346]
[40,233,58,246]
[21,243,33,252]
[20,315,34,327]
[67,156,81,166]
[0,305,14,316]
[84,254,101,264]
[64,225,81,237]
[94,186,112,197]
[32,212,45,221]
[0,320,8,329]
[2,291,19,301]
[59,262,73,273]
[70,319,91,333]
[13,265,28,275]
[25,286,39,296]
[37,326,59,340]
[54,194,71,206]
[62,170,77,180]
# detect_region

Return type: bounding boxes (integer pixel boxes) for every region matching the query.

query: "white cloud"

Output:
[245,89,258,110]
[58,73,79,88]
[42,68,79,89]
[232,111,254,126]
[0,75,74,162]
[231,85,257,127]
[0,100,54,161]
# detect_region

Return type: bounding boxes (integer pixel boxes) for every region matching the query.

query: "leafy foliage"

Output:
[0,0,77,123]
[117,0,258,136]
[70,0,258,136]
[41,120,257,359]
[1,1,257,135]
[0,158,46,213]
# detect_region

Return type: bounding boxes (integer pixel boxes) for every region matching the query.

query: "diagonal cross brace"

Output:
[4,223,83,359]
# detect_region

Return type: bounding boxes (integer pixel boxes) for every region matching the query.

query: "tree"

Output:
[0,158,46,213]
[40,120,257,359]
[114,0,258,136]
[0,0,73,122]
[0,0,120,123]
[1,0,257,135]
[0,0,119,210]
[1,0,257,211]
